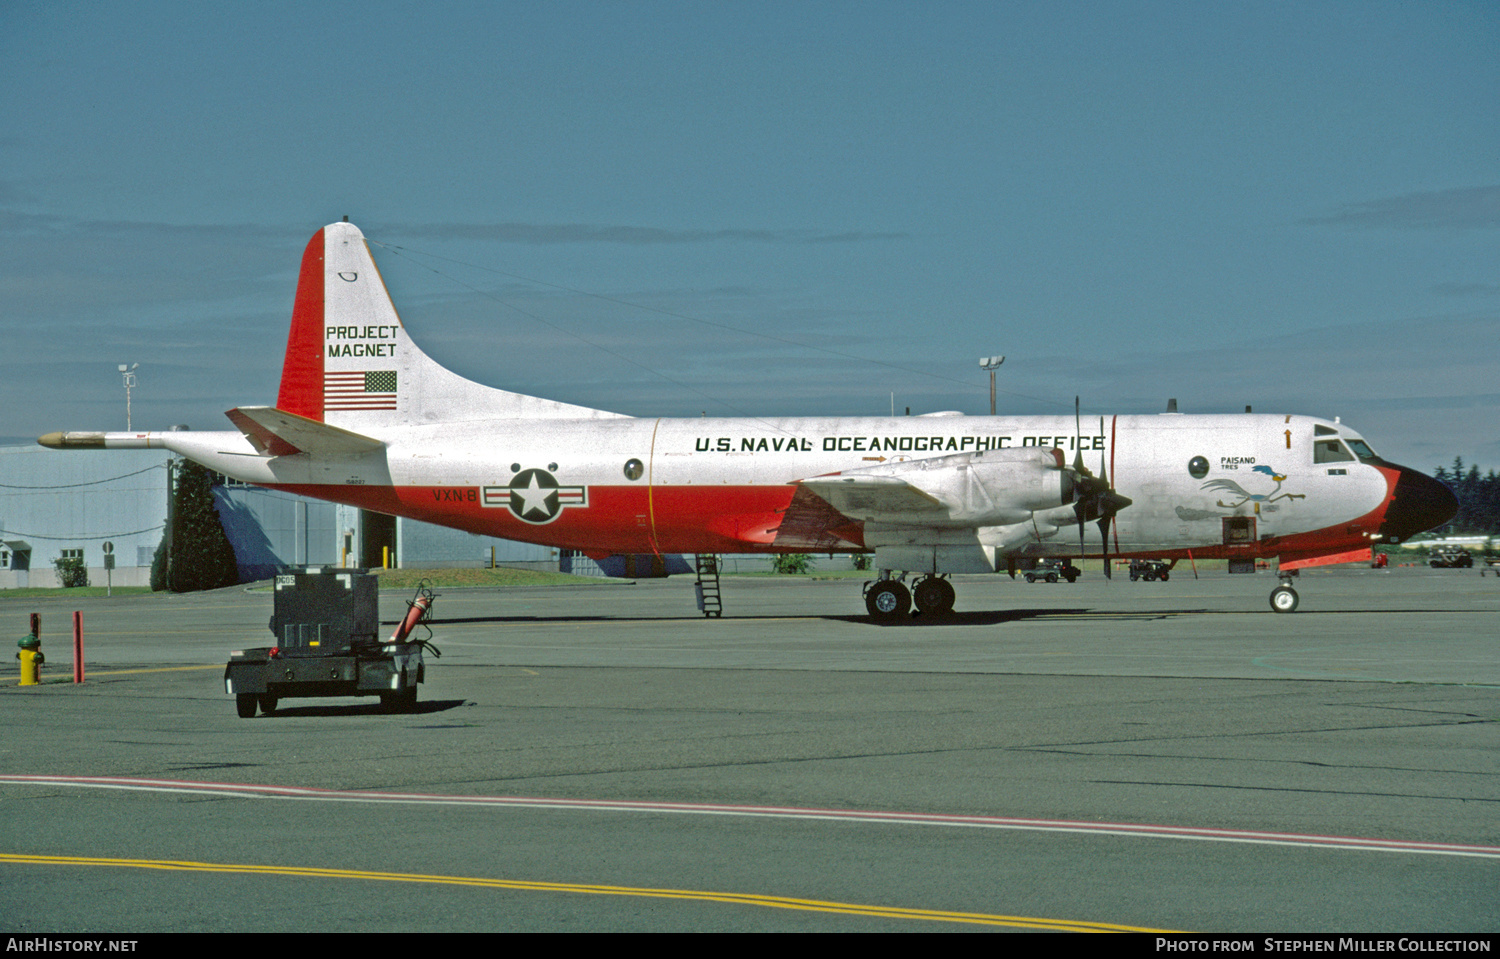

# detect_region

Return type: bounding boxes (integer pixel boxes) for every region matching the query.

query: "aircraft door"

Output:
[1223,515,1257,573]
[360,510,397,569]
[644,419,661,555]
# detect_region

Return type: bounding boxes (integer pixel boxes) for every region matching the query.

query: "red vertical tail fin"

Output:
[268,221,626,430]
[276,227,327,421]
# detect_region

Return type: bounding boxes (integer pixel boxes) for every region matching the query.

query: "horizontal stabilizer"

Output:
[225,406,385,457]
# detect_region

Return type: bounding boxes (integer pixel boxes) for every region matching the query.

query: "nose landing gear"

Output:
[1270,571,1300,613]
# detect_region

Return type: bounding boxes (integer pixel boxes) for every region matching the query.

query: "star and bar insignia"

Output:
[482,469,588,524]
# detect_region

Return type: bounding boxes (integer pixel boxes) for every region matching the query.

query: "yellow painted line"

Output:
[46,630,266,638]
[0,665,221,685]
[72,664,222,677]
[0,853,1174,932]
[430,617,830,631]
[83,664,221,676]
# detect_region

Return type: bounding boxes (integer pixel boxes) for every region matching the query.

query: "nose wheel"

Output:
[1270,583,1300,613]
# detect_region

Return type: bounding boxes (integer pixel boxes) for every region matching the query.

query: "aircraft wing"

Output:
[794,475,945,519]
[773,475,945,550]
[769,483,874,550]
[225,406,386,457]
[768,448,1076,550]
[791,448,1071,528]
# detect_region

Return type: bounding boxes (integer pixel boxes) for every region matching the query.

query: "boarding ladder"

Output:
[694,554,722,618]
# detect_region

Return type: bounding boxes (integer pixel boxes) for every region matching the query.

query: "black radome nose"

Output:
[1379,466,1459,542]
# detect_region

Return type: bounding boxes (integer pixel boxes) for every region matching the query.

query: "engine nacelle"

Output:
[978,504,1082,552]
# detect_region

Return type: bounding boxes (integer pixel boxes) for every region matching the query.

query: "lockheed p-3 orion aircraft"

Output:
[40,221,1457,619]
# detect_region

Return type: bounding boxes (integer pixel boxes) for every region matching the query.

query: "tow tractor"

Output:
[1128,560,1172,582]
[1023,558,1080,584]
[225,567,438,718]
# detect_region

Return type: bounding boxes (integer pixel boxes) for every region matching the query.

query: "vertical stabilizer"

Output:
[273,221,626,428]
[277,228,328,419]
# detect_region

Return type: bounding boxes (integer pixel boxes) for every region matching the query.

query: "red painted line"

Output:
[4,775,1495,859]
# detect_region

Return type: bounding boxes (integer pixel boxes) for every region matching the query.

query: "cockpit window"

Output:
[1314,439,1356,464]
[1314,424,1338,436]
[1345,439,1377,462]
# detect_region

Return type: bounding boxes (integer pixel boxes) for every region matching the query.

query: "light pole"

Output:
[979,355,1004,416]
[118,363,139,429]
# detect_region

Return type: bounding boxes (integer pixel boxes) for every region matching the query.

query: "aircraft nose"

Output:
[1378,465,1458,542]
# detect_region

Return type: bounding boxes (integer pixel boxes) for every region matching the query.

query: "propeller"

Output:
[1071,398,1134,578]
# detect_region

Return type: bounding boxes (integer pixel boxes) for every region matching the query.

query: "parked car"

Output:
[1429,546,1473,568]
[1024,558,1079,584]
[1128,560,1171,582]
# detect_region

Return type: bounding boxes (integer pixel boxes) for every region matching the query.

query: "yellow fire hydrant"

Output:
[17,634,44,685]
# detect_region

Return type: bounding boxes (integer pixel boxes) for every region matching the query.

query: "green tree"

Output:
[1433,459,1500,534]
[152,460,240,592]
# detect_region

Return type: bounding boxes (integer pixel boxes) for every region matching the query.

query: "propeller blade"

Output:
[1096,416,1116,578]
[1097,416,1108,486]
[1073,397,1086,476]
[1099,514,1112,579]
[1068,404,1133,575]
[1071,400,1109,564]
[1078,503,1087,562]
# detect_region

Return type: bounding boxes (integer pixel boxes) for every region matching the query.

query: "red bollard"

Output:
[72,611,84,683]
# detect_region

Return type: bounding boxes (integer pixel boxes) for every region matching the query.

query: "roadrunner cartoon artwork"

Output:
[1201,465,1306,512]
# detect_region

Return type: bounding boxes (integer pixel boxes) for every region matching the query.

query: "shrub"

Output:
[54,556,89,588]
[771,553,813,574]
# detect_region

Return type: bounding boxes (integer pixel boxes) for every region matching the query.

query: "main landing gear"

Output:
[864,573,955,622]
[1269,570,1300,613]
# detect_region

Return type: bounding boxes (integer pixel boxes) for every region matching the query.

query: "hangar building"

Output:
[0,444,562,588]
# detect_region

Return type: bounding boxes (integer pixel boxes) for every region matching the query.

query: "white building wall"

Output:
[217,487,561,574]
[3,444,585,587]
[0,445,169,588]
[395,517,559,570]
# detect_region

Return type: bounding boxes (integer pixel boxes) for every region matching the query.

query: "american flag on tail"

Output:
[325,370,398,411]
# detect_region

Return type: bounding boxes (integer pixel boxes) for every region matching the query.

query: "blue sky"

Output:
[3,0,1496,473]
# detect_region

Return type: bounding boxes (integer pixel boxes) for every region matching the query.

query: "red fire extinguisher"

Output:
[390,585,436,643]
